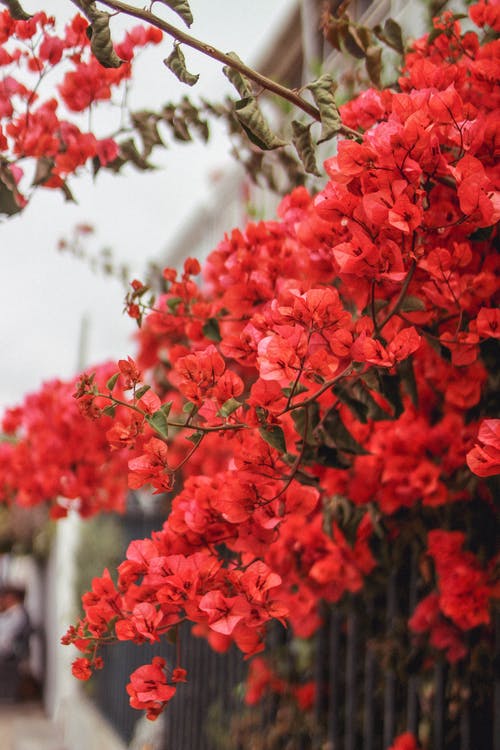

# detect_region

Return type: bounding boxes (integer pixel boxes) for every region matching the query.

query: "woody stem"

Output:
[377,261,417,332]
[94,0,360,139]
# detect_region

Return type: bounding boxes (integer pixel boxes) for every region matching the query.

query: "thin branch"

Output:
[377,260,417,332]
[261,405,311,505]
[171,431,205,472]
[94,391,248,432]
[94,0,360,140]
[279,364,354,414]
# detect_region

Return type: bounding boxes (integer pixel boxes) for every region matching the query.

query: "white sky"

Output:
[0,0,292,411]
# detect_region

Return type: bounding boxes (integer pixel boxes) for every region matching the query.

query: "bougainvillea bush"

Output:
[0,1,499,746]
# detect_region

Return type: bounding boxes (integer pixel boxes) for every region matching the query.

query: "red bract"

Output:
[71,657,93,681]
[128,438,172,494]
[388,733,421,750]
[466,419,500,477]
[427,531,493,630]
[126,657,177,720]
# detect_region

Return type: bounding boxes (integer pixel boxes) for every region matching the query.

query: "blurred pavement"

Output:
[0,702,66,750]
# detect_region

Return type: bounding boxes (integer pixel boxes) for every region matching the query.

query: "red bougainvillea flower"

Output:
[128,437,172,494]
[71,657,93,681]
[126,657,177,720]
[427,531,493,630]
[171,667,187,683]
[388,732,421,750]
[466,419,500,477]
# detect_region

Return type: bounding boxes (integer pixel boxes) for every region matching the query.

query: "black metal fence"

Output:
[91,512,498,749]
[91,507,247,748]
[311,603,497,750]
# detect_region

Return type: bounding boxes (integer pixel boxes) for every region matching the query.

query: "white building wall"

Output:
[44,513,81,720]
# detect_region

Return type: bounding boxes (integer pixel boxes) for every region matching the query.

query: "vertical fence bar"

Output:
[315,605,331,726]
[495,612,500,750]
[383,571,397,749]
[179,632,188,748]
[189,635,199,750]
[459,683,470,750]
[407,548,419,736]
[327,609,341,749]
[433,659,446,750]
[363,638,375,750]
[264,622,285,733]
[345,603,358,750]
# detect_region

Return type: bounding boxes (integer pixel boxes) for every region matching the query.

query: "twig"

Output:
[93,0,360,140]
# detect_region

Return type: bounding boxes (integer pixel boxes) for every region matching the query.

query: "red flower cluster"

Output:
[0,10,161,204]
[1,2,498,726]
[466,418,500,477]
[126,657,177,720]
[0,364,130,517]
[388,732,421,750]
[245,656,315,711]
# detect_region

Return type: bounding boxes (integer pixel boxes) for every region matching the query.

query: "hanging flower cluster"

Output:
[0,1,498,728]
[0,363,130,517]
[0,9,162,209]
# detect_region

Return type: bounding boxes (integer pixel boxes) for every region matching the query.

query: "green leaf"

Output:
[183,401,198,414]
[0,0,31,20]
[131,111,164,158]
[217,398,241,418]
[306,75,341,144]
[400,295,426,312]
[427,27,445,45]
[323,494,354,532]
[255,406,268,423]
[398,358,418,408]
[0,432,17,444]
[282,382,308,398]
[223,52,253,98]
[106,373,120,391]
[317,409,369,455]
[59,181,76,204]
[259,424,287,454]
[166,624,178,644]
[0,162,22,216]
[470,226,494,242]
[0,181,21,216]
[146,410,169,439]
[365,46,383,87]
[155,0,193,27]
[186,430,203,445]
[291,403,319,445]
[119,139,155,170]
[102,404,116,418]
[167,296,183,312]
[87,9,123,68]
[316,445,352,469]
[202,318,222,342]
[291,121,320,176]
[342,25,368,59]
[383,18,404,54]
[323,16,348,52]
[161,104,193,142]
[180,97,210,141]
[164,44,199,86]
[135,384,151,400]
[378,371,404,418]
[32,156,55,187]
[234,97,287,151]
[334,381,390,423]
